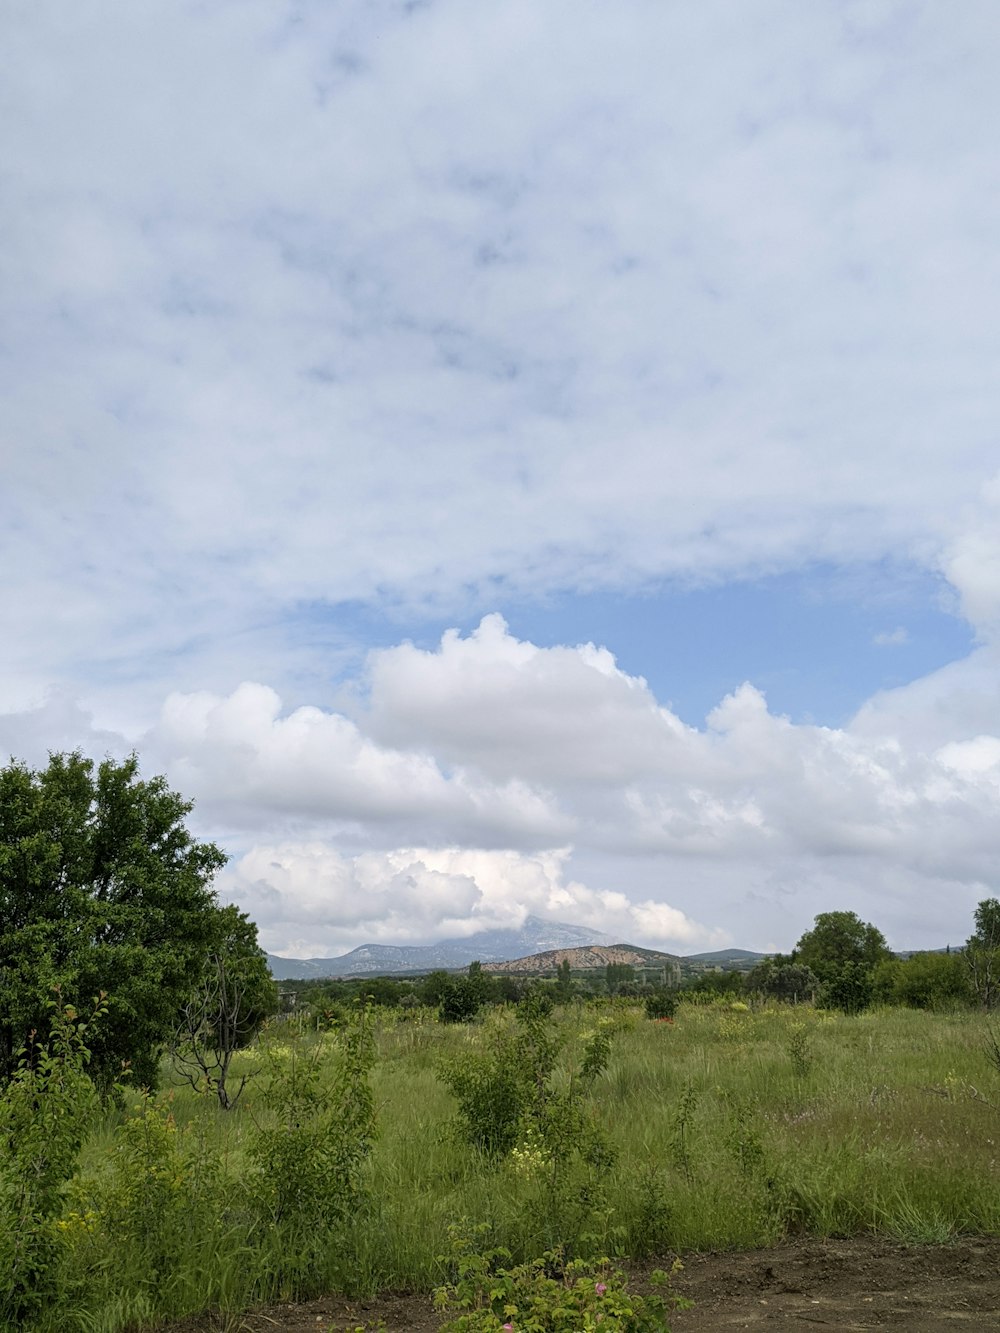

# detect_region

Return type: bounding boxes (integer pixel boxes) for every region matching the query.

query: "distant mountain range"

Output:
[265,915,614,980]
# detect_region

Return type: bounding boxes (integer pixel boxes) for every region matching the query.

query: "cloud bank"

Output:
[4,3,1000,953]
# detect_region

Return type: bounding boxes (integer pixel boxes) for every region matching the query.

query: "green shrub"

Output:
[434,1225,684,1331]
[644,988,677,1021]
[0,996,103,1325]
[247,1011,377,1293]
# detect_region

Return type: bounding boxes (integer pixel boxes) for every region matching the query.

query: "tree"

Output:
[170,904,277,1109]
[794,911,890,981]
[874,951,972,1010]
[744,959,818,1004]
[439,961,494,1024]
[418,969,454,1007]
[605,962,635,996]
[0,751,226,1090]
[965,898,1000,1009]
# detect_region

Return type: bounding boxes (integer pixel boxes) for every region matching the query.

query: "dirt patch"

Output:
[157,1236,1000,1331]
[667,1235,1000,1329]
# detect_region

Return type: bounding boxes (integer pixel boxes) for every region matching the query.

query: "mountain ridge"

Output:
[266,914,614,979]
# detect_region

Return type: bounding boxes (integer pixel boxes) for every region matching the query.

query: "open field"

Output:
[18,1000,1000,1330]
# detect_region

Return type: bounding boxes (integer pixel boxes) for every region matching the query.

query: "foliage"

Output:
[816,960,876,1014]
[795,911,891,981]
[170,903,277,1109]
[0,995,104,1325]
[794,912,889,1015]
[434,1225,683,1331]
[82,1090,225,1291]
[440,964,495,1024]
[247,1009,377,1269]
[681,969,745,998]
[874,951,973,1010]
[0,751,226,1090]
[554,958,574,1002]
[744,960,817,1004]
[11,997,1000,1330]
[420,970,457,1006]
[438,997,562,1158]
[965,898,1000,1009]
[605,963,636,996]
[786,1022,812,1077]
[644,987,677,1020]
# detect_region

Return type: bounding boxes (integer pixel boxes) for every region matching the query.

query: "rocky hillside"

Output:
[485,943,681,974]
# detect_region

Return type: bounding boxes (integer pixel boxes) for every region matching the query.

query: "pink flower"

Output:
[502,1324,514,1330]
[595,1282,607,1295]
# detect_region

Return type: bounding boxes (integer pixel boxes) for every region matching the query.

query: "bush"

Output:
[247,1011,377,1292]
[0,997,103,1324]
[438,1003,560,1158]
[434,1226,685,1331]
[645,988,677,1021]
[440,977,486,1024]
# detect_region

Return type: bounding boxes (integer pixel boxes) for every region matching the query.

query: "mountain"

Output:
[683,948,768,965]
[485,943,682,975]
[266,915,614,980]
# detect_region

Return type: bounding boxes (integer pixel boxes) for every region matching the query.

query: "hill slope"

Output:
[266,915,613,979]
[485,942,682,975]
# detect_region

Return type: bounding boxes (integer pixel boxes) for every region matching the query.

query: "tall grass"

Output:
[21,1000,1000,1330]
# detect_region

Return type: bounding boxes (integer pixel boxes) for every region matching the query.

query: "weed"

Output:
[787,1023,812,1078]
[668,1080,698,1184]
[434,1223,686,1330]
[0,994,104,1324]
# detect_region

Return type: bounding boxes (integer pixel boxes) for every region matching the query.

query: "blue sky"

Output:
[3,0,1000,956]
[306,559,973,729]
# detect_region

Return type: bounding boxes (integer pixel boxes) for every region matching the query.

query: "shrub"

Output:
[247,1010,377,1292]
[0,997,103,1324]
[434,1225,685,1331]
[645,988,677,1021]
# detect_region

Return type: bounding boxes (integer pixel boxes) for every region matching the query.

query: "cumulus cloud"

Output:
[121,616,1000,952]
[5,4,1000,953]
[939,474,1000,639]
[147,679,570,848]
[4,2,1000,714]
[219,843,726,957]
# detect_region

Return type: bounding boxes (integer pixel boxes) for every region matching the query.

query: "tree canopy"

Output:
[794,910,890,981]
[0,751,227,1089]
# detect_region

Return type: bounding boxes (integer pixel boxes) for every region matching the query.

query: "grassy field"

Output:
[17,999,1000,1331]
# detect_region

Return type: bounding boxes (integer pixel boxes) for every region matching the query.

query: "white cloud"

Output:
[873,627,909,646]
[147,678,570,847]
[220,842,725,957]
[5,4,1000,953]
[939,474,1000,639]
[4,2,1000,715]
[116,617,1000,951]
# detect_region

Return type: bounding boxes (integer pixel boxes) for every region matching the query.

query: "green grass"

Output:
[20,1000,1000,1330]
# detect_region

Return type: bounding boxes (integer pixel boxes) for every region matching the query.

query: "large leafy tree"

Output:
[0,751,226,1089]
[793,910,891,1014]
[794,910,891,981]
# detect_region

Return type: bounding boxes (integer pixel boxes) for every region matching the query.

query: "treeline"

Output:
[287,905,1000,1021]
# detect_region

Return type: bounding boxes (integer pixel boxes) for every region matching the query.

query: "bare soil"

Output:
[159,1236,1000,1331]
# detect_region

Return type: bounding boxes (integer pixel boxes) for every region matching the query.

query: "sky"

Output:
[4,0,1000,958]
